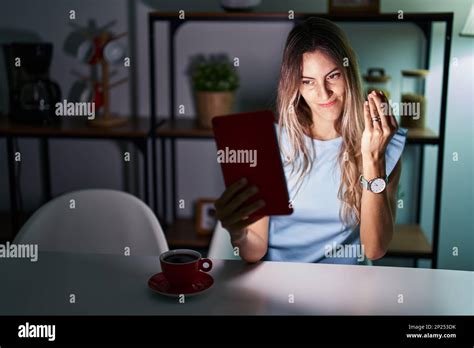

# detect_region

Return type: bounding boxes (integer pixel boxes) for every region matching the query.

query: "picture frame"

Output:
[328,0,380,15]
[195,199,218,236]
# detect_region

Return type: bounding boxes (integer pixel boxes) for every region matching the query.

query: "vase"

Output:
[195,91,235,129]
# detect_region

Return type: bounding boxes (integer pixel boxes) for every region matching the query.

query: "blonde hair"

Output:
[277,17,365,229]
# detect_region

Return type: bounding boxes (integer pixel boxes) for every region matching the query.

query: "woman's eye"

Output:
[327,73,341,81]
[302,80,314,86]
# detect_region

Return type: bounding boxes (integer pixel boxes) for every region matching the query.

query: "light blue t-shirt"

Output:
[265,125,408,264]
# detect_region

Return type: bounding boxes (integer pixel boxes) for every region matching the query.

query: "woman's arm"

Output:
[230,216,269,263]
[360,157,401,260]
[214,178,269,263]
[360,90,402,260]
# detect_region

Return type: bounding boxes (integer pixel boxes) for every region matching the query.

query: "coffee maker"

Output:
[3,43,61,123]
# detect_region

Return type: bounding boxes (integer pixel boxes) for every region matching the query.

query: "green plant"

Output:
[191,55,239,92]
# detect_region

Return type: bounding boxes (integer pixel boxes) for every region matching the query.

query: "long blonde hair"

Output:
[277,17,365,229]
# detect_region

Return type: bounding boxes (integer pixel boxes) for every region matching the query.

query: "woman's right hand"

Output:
[215,178,266,243]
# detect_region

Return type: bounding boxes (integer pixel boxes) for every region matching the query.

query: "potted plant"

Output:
[190,54,239,128]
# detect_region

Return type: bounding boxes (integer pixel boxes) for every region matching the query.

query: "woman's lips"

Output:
[318,100,337,108]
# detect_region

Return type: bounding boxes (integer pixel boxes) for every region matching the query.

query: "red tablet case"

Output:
[212,110,293,220]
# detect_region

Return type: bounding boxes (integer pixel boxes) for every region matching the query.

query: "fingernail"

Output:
[259,200,266,206]
[251,186,259,193]
[240,178,247,185]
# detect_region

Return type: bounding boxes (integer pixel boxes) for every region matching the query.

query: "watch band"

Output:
[359,175,370,190]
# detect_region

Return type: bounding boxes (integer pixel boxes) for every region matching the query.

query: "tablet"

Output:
[212,110,293,220]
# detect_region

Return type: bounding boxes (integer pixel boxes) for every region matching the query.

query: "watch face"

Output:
[370,178,386,193]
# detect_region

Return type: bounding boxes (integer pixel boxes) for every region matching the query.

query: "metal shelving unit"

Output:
[148,12,453,268]
[0,118,151,237]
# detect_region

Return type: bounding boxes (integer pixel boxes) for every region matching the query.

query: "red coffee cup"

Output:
[159,249,213,288]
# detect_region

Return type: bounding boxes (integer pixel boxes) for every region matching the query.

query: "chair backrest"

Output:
[14,189,168,256]
[207,221,241,260]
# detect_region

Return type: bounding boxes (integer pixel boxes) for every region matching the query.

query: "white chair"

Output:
[14,189,168,256]
[207,221,241,260]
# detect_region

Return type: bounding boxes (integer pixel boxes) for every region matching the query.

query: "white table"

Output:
[0,252,472,315]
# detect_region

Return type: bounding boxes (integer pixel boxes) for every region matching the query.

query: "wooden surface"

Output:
[149,12,453,21]
[165,218,212,248]
[156,119,439,143]
[156,119,214,138]
[405,127,439,144]
[0,117,438,143]
[149,12,298,19]
[387,224,432,257]
[0,117,149,138]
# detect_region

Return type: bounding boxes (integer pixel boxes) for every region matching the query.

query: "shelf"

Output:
[406,127,439,144]
[0,117,150,139]
[156,119,439,145]
[149,12,453,23]
[387,224,432,258]
[165,218,212,249]
[156,119,213,138]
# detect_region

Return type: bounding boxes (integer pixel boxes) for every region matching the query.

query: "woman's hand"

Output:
[215,178,266,243]
[362,90,399,160]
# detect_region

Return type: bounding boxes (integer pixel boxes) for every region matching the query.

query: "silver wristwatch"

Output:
[359,174,388,194]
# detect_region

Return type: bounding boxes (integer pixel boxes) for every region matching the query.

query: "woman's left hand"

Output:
[361,90,399,160]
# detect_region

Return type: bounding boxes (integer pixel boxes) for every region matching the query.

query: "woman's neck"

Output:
[310,118,340,140]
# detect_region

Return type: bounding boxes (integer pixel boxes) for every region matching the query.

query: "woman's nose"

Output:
[315,84,332,101]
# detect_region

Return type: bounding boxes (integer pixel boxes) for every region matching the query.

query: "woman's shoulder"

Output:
[274,123,301,143]
[273,122,283,133]
[273,123,295,163]
[274,122,289,144]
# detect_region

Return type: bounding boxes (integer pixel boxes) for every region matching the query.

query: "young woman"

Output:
[215,17,407,264]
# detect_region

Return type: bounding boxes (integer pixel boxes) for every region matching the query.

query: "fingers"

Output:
[215,178,247,209]
[223,199,266,226]
[219,185,259,221]
[363,100,373,131]
[390,109,399,129]
[215,175,267,235]
[368,94,382,131]
[369,92,391,133]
